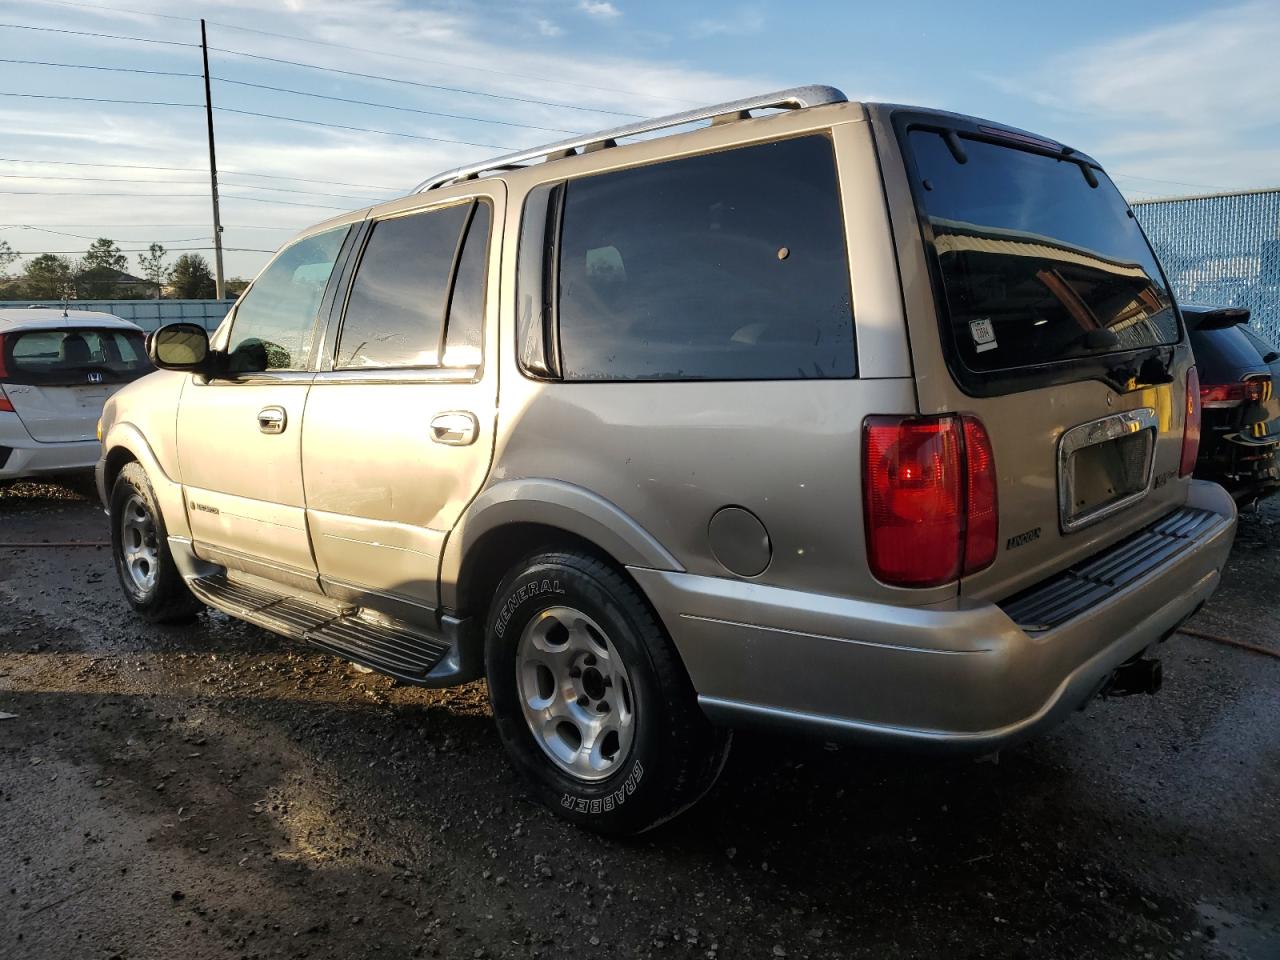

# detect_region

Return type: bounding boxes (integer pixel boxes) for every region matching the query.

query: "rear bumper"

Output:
[630,480,1237,752]
[0,417,100,479]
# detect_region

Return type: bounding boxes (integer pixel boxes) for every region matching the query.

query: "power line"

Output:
[9,224,210,243]
[0,21,197,48]
[203,20,698,108]
[0,157,398,191]
[1112,172,1220,191]
[0,222,299,229]
[214,78,582,135]
[0,57,585,135]
[0,91,200,108]
[205,46,645,119]
[0,21,645,119]
[0,57,200,78]
[8,0,196,21]
[220,179,387,201]
[0,91,515,150]
[0,189,352,210]
[0,190,217,198]
[220,192,353,210]
[0,171,384,201]
[214,105,511,150]
[11,0,697,107]
[8,249,276,257]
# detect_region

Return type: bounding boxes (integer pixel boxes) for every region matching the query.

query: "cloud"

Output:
[690,8,765,38]
[0,0,775,276]
[991,1,1280,194]
[577,0,621,20]
[535,17,563,37]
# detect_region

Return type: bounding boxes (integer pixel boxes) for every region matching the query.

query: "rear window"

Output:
[904,128,1178,375]
[1,327,150,385]
[544,134,855,381]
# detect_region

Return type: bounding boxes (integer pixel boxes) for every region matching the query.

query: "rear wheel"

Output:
[110,462,203,623]
[485,550,730,835]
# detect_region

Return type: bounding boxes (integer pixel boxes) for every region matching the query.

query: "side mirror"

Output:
[148,322,211,372]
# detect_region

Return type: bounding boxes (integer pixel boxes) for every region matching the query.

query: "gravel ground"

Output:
[1,478,1278,960]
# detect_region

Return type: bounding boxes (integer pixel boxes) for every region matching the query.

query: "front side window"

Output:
[226,226,348,373]
[549,134,855,381]
[336,199,491,370]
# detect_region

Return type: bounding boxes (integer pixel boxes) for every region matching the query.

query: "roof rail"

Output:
[413,84,848,193]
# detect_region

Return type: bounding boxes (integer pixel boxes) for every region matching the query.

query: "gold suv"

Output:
[97,86,1237,834]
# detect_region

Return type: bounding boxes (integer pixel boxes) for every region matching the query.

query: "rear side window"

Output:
[547,135,854,381]
[337,199,491,370]
[2,327,150,385]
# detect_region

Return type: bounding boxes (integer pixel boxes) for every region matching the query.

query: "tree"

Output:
[22,254,74,300]
[170,253,216,299]
[77,238,131,298]
[0,240,17,279]
[83,237,127,273]
[136,243,170,299]
[225,276,251,297]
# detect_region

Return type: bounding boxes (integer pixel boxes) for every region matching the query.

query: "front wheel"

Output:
[110,462,203,623]
[485,550,730,835]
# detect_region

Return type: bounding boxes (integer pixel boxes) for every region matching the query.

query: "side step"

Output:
[188,572,458,683]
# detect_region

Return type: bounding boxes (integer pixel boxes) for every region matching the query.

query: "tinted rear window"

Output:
[905,129,1178,373]
[553,134,854,381]
[1189,325,1270,382]
[3,327,150,385]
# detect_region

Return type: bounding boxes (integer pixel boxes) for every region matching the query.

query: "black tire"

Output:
[485,550,730,835]
[110,461,203,623]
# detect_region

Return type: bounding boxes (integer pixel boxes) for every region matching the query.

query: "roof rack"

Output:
[413,84,848,193]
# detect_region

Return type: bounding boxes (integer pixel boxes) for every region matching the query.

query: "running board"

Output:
[187,571,478,685]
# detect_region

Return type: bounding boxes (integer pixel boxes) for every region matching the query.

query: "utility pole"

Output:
[200,18,225,300]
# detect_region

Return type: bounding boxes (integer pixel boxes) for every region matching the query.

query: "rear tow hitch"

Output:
[1102,657,1163,697]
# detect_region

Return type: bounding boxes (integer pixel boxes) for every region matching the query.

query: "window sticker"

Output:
[969,317,998,353]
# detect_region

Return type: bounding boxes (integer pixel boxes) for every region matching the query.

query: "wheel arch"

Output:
[100,422,191,539]
[441,479,683,619]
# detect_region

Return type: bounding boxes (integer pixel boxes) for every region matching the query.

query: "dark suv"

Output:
[1184,304,1280,504]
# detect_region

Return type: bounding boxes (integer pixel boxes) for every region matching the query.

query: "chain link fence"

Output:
[1134,187,1280,343]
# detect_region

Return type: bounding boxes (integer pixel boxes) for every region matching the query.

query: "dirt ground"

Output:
[1,479,1278,960]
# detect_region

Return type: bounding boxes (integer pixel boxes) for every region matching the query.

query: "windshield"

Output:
[904,128,1178,374]
[2,327,151,385]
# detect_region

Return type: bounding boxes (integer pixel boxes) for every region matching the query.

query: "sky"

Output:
[0,0,1277,281]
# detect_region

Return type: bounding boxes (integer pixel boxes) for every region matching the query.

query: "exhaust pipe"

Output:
[1103,657,1163,697]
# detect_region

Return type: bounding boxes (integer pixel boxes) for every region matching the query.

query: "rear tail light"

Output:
[0,335,15,411]
[1180,366,1202,478]
[961,417,998,574]
[1199,374,1272,407]
[862,414,998,587]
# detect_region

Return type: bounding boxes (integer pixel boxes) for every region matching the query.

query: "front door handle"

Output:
[430,411,478,446]
[258,406,287,435]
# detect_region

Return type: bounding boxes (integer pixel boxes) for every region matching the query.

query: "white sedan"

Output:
[0,309,152,481]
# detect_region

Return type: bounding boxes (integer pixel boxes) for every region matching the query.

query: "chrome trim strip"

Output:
[194,370,314,386]
[310,366,479,386]
[413,85,848,192]
[1057,407,1158,533]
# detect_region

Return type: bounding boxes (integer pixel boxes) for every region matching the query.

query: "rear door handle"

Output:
[258,406,287,434]
[430,411,478,446]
